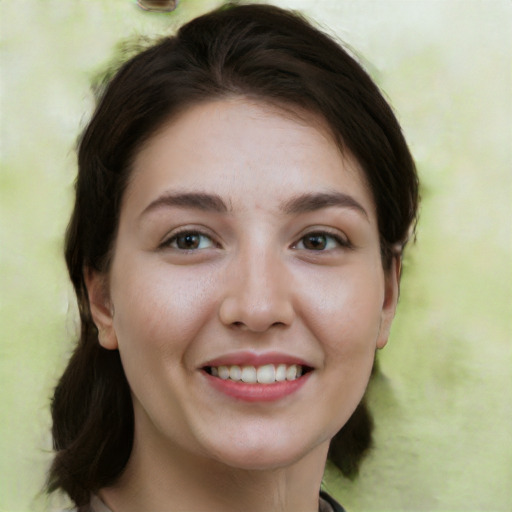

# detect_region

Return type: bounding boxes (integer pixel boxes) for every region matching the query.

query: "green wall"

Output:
[1,1,510,511]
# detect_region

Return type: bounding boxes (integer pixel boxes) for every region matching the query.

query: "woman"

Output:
[48,3,419,511]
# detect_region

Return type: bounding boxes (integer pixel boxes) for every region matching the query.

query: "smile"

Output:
[205,363,310,384]
[201,352,314,402]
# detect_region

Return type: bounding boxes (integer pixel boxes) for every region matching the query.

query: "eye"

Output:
[164,231,215,250]
[294,232,348,251]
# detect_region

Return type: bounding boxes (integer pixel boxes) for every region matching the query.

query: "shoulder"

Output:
[319,490,347,512]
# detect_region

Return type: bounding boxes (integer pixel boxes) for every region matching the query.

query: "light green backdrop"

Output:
[1,1,510,511]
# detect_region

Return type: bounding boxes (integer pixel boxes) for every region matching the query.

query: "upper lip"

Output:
[201,351,314,369]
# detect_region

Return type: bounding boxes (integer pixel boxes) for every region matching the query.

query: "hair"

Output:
[48,2,419,506]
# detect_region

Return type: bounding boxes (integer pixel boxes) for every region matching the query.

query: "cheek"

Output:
[298,263,384,353]
[110,255,218,359]
[301,268,383,430]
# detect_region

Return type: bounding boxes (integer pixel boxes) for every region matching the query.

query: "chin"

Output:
[204,430,324,471]
[217,450,305,472]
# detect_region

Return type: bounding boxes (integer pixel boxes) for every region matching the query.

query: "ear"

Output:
[376,254,401,350]
[84,267,118,350]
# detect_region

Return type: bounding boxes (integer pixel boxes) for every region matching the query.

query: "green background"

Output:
[1,1,510,511]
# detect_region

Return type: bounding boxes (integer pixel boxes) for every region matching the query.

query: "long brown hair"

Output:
[48,3,419,506]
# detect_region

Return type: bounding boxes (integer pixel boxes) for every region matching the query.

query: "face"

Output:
[88,98,398,471]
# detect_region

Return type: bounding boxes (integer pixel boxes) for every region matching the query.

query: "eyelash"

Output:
[160,229,217,251]
[292,230,351,251]
[160,228,350,252]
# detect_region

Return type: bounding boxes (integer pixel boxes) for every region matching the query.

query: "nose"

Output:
[218,247,295,333]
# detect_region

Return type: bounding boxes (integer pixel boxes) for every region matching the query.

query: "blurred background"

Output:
[1,1,510,511]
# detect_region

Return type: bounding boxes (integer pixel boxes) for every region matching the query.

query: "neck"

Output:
[100,426,329,512]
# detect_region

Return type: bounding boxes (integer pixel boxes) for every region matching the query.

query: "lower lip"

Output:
[202,371,312,402]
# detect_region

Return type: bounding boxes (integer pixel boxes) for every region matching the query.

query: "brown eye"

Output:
[166,232,214,250]
[302,234,328,250]
[176,233,200,249]
[295,232,348,251]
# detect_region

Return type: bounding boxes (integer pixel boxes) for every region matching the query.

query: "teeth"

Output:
[275,364,287,382]
[209,363,306,384]
[230,365,242,381]
[218,366,230,380]
[241,366,257,383]
[286,365,297,381]
[257,364,276,384]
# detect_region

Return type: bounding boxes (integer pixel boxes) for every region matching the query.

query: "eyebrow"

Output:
[139,190,368,220]
[281,191,369,219]
[140,192,230,218]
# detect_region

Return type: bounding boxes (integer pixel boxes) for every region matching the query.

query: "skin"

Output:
[87,98,399,512]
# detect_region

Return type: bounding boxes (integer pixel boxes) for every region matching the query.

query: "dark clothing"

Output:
[320,490,347,512]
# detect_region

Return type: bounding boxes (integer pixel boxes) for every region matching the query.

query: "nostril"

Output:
[219,294,294,333]
[229,320,287,331]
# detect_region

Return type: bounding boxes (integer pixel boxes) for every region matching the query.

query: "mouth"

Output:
[203,363,313,384]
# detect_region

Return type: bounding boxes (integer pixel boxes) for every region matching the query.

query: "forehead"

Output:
[125,98,376,219]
